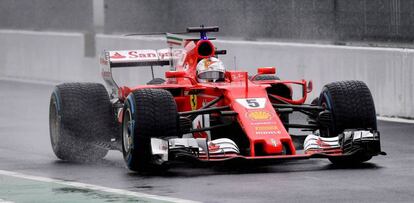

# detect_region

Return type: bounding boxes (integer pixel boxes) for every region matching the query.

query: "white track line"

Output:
[0,199,14,203]
[0,170,199,203]
[377,116,414,124]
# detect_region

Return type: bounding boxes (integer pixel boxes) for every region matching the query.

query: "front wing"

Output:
[150,129,384,165]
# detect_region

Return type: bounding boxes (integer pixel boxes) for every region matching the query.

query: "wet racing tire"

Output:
[318,80,377,137]
[253,74,289,124]
[317,81,377,164]
[122,89,179,172]
[146,78,166,85]
[49,83,118,162]
[251,74,280,81]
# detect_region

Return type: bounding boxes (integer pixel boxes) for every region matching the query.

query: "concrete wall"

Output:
[104,0,414,43]
[0,0,93,32]
[1,30,413,118]
[2,0,414,44]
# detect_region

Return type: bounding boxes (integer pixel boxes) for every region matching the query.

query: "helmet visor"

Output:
[197,71,224,81]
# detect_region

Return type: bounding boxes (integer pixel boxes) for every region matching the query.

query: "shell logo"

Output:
[247,111,272,121]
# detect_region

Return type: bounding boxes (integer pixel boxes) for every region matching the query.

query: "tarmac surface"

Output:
[0,80,413,202]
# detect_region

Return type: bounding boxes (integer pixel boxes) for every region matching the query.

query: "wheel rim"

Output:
[122,109,133,153]
[49,96,60,149]
[321,94,335,137]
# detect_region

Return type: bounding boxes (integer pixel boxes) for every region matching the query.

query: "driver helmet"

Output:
[196,57,225,82]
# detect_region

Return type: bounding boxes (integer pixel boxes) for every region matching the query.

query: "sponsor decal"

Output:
[128,51,156,58]
[251,121,276,125]
[108,49,186,64]
[255,125,281,135]
[208,142,220,153]
[255,131,281,135]
[230,72,247,81]
[109,50,158,61]
[246,110,272,121]
[202,58,216,69]
[110,52,126,59]
[271,139,277,147]
[190,95,197,110]
[255,125,278,131]
[157,49,185,60]
[236,98,266,109]
[192,114,210,139]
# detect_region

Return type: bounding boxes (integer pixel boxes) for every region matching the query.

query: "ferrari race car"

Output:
[49,26,385,172]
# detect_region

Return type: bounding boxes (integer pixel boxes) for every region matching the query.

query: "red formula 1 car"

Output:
[49,26,385,172]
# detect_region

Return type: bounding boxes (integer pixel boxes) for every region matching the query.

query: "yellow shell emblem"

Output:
[247,111,272,121]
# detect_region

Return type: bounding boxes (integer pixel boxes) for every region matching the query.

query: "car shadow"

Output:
[125,159,383,178]
[50,152,383,178]
[51,157,125,168]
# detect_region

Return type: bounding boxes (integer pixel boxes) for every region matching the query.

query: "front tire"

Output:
[316,80,377,165]
[252,74,280,81]
[253,74,290,125]
[122,89,179,172]
[318,80,377,137]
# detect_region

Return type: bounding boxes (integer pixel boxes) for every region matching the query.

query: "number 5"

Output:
[246,99,259,107]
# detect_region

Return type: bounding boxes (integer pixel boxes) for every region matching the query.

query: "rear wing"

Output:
[100,49,185,99]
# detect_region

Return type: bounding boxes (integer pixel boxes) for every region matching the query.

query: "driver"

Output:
[196,57,225,82]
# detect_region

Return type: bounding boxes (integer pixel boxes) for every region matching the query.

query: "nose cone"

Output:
[230,95,294,156]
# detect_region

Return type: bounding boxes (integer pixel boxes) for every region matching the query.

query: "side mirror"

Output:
[165,71,186,78]
[307,80,313,93]
[165,71,198,85]
[257,67,276,75]
[215,50,227,55]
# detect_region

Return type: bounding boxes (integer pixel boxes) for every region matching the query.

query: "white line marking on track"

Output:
[0,199,14,203]
[0,170,200,203]
[377,116,414,124]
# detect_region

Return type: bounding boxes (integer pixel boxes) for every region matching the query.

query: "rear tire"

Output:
[49,83,118,162]
[122,89,179,172]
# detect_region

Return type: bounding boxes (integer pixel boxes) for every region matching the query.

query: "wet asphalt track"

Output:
[0,80,413,203]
